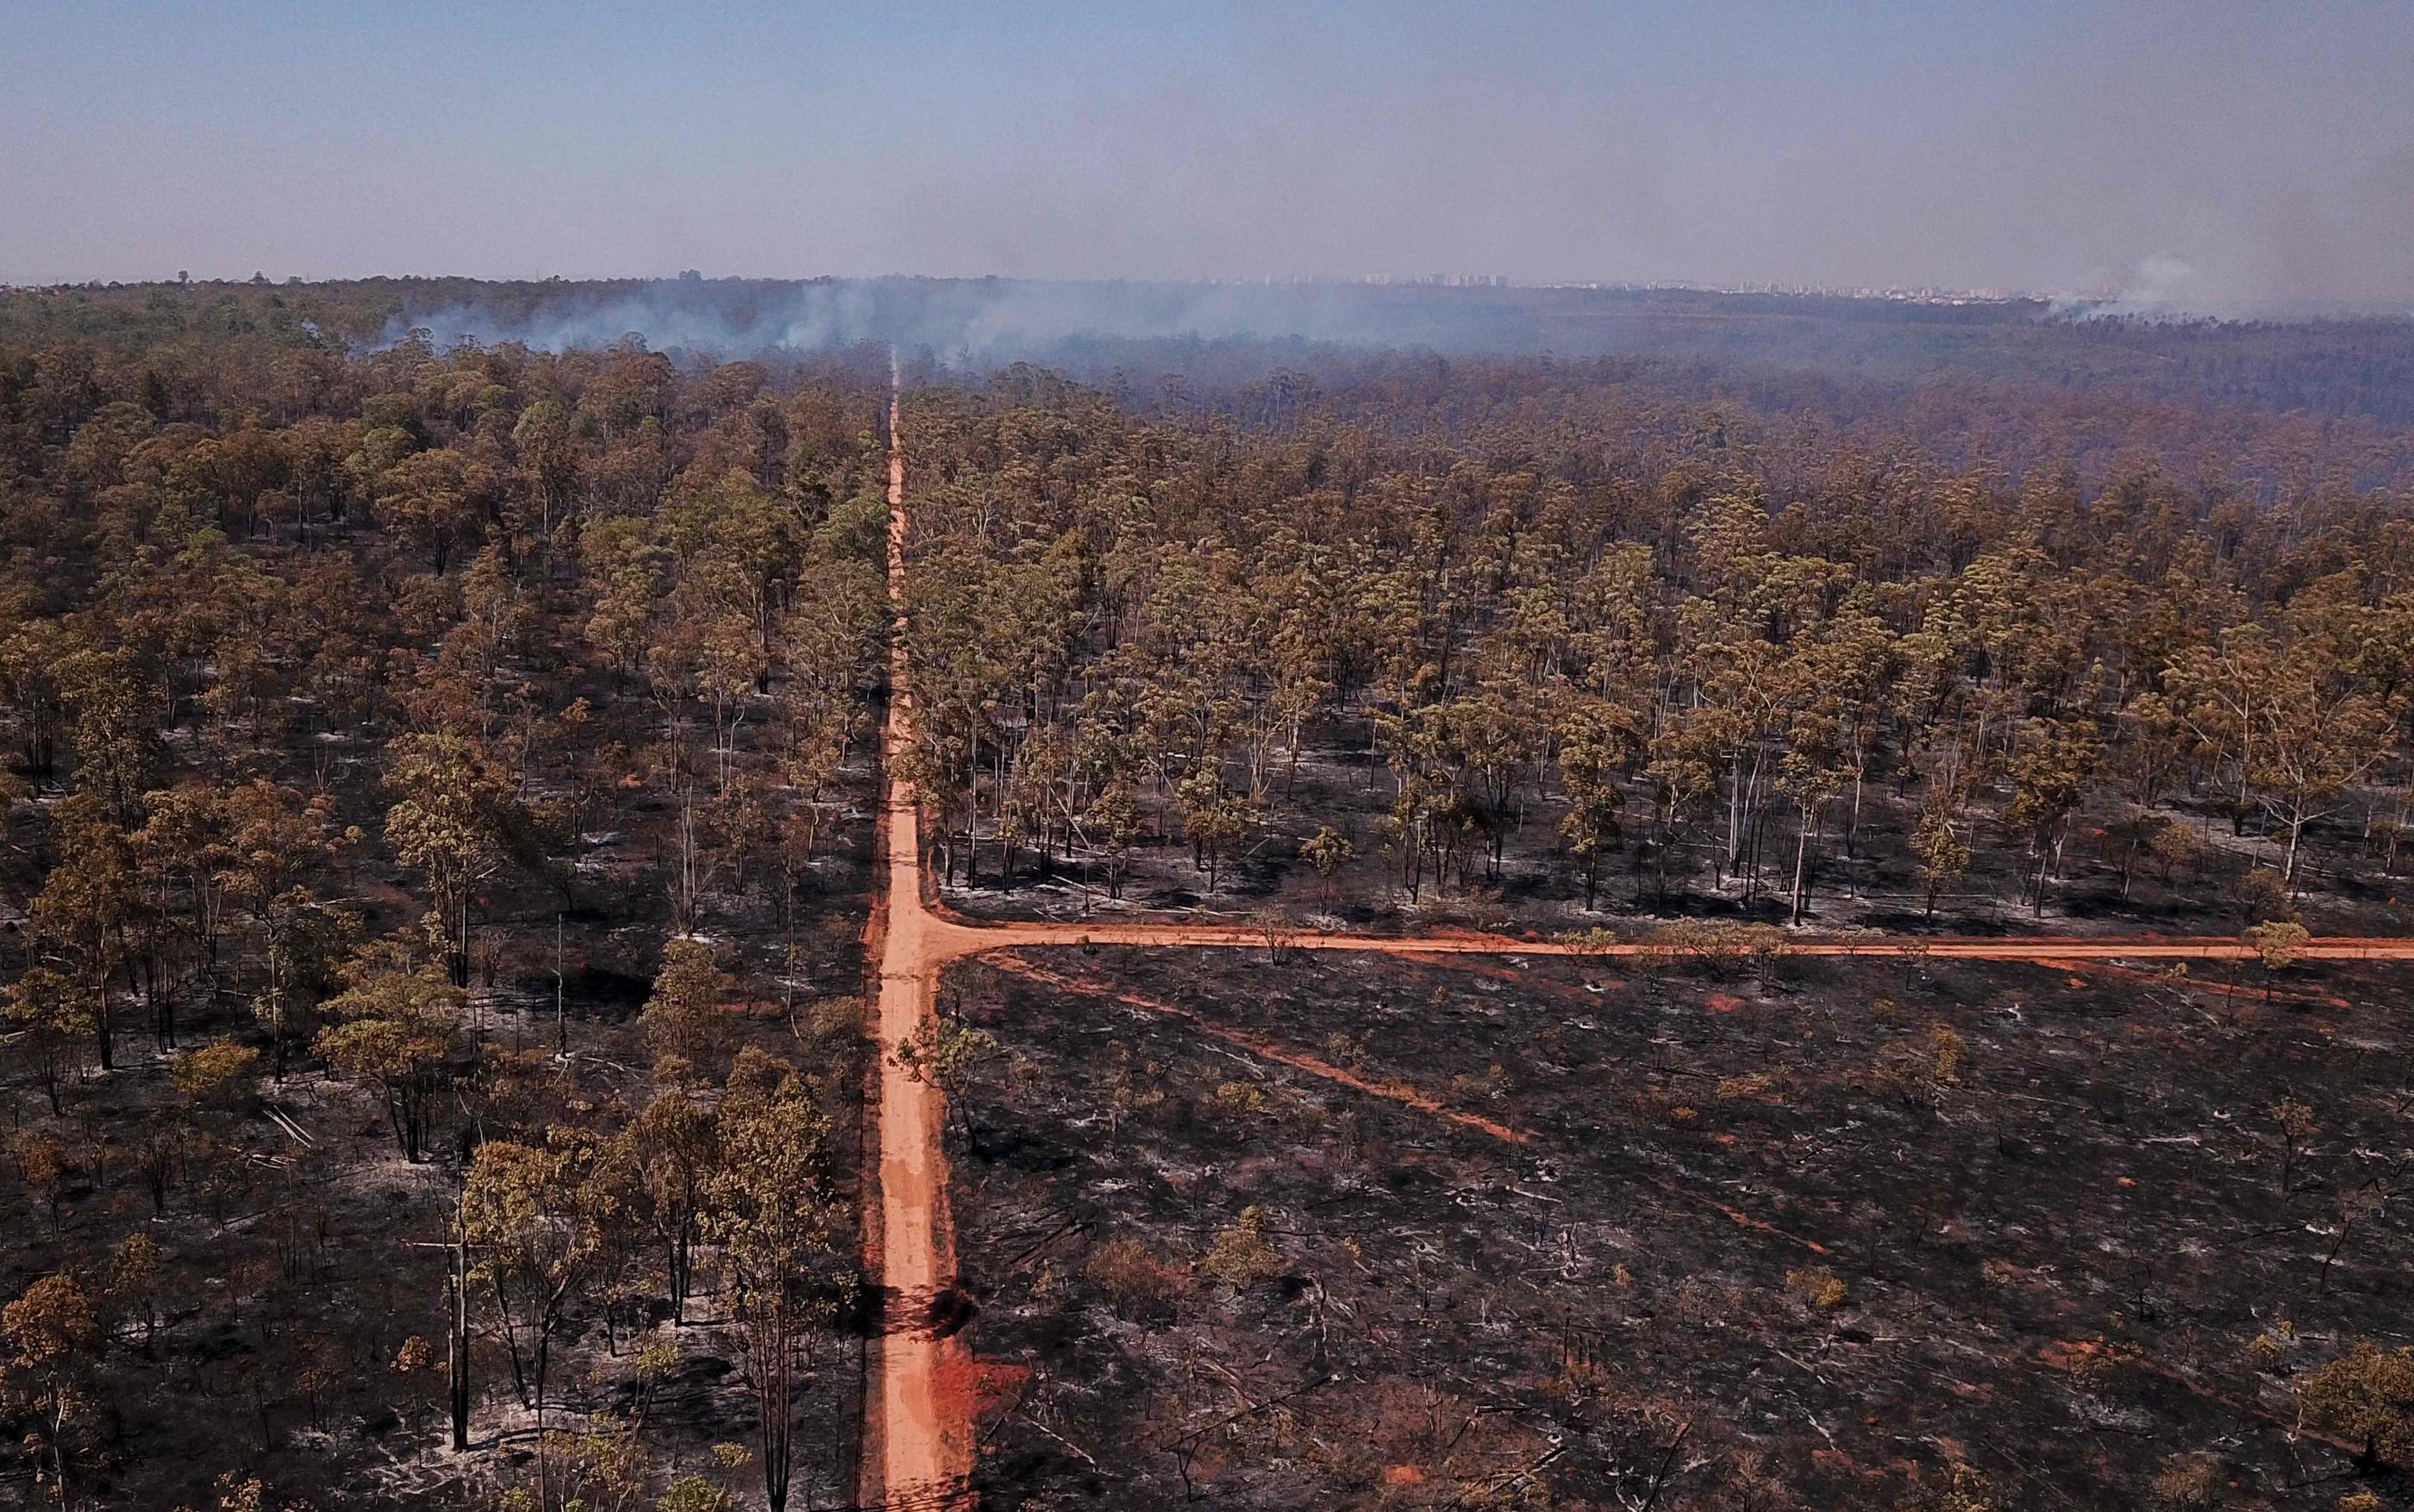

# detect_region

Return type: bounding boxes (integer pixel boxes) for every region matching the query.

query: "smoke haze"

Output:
[6,2,2411,315]
[393,277,1793,363]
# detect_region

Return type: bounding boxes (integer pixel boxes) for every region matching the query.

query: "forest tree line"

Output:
[900,361,2414,931]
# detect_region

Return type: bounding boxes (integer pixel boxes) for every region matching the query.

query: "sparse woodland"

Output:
[0,306,891,1509]
[1,279,2413,1509]
[902,359,2414,936]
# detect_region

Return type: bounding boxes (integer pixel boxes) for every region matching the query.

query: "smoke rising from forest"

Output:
[391,275,2064,370]
[393,278,1507,360]
[375,275,2414,429]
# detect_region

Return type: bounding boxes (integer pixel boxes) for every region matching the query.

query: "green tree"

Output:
[384,732,518,986]
[463,1134,601,1473]
[622,1090,719,1325]
[30,797,137,1072]
[1557,700,1635,912]
[1300,824,1354,914]
[5,967,84,1115]
[372,447,491,573]
[2003,718,2102,916]
[2169,627,2391,891]
[315,971,461,1161]
[253,887,360,1078]
[1175,768,1254,894]
[1083,779,1141,903]
[580,515,668,682]
[3,1273,102,1507]
[53,646,163,825]
[641,938,735,1075]
[2298,1341,2414,1471]
[706,1051,841,1512]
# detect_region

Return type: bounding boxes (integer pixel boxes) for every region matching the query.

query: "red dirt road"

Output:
[920,917,2414,965]
[861,367,973,1510]
[855,363,2414,1506]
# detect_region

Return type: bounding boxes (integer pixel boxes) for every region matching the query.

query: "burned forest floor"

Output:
[0,764,883,1512]
[938,942,2414,1510]
[935,733,2414,952]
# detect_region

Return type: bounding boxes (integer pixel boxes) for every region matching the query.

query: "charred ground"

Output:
[945,946,2414,1509]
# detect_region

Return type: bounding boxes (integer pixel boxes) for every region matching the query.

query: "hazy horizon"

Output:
[7,1,2413,316]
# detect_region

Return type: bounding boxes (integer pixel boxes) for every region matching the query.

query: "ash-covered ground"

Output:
[941,945,2414,1509]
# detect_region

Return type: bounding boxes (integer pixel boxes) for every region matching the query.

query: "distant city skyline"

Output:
[6,1,2411,313]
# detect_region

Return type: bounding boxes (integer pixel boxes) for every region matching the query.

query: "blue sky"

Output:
[4,1,2411,308]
